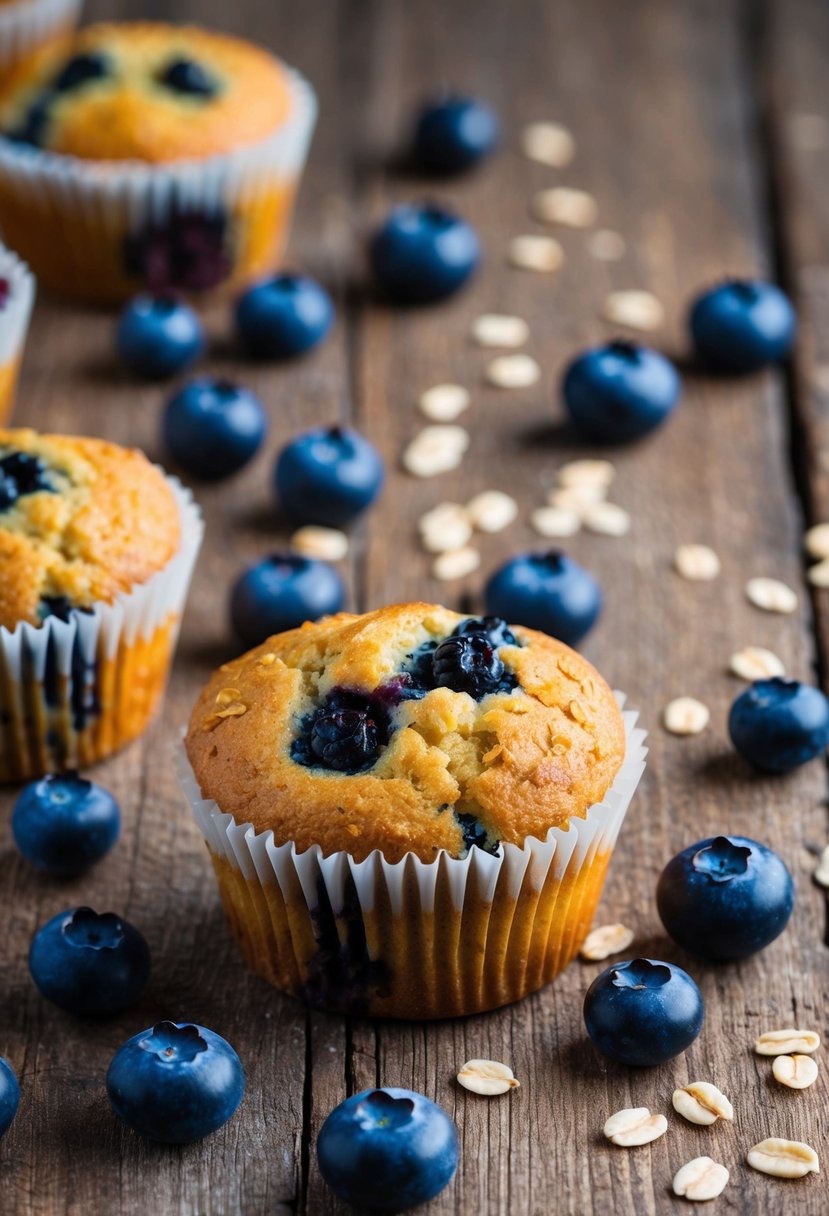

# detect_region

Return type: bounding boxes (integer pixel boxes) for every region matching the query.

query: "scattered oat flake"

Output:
[582,502,630,537]
[402,425,470,478]
[531,186,598,228]
[747,1138,820,1179]
[773,1054,819,1090]
[746,577,798,614]
[457,1059,520,1096]
[547,484,607,512]
[804,522,829,560]
[814,843,829,888]
[580,923,634,961]
[290,525,349,562]
[807,558,829,587]
[471,313,529,348]
[672,1157,730,1202]
[603,1107,668,1147]
[433,546,480,581]
[729,646,786,681]
[531,505,581,539]
[486,353,541,389]
[466,490,518,533]
[419,383,471,422]
[674,544,721,581]
[672,1082,734,1126]
[508,234,564,273]
[588,229,626,261]
[603,290,665,331]
[420,513,472,554]
[754,1028,820,1056]
[558,458,615,490]
[520,120,575,167]
[663,697,710,736]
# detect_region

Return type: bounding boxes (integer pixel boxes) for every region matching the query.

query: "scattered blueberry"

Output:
[583,957,704,1067]
[690,280,796,373]
[433,633,506,698]
[236,273,334,360]
[29,907,150,1016]
[230,553,345,648]
[0,1057,20,1138]
[12,772,120,877]
[159,58,218,99]
[107,1021,244,1144]
[411,95,500,174]
[116,294,204,379]
[274,425,384,526]
[485,551,602,646]
[657,835,794,961]
[163,378,267,481]
[562,341,681,444]
[317,1087,459,1213]
[728,678,829,774]
[53,52,110,92]
[0,451,56,511]
[370,203,480,304]
[293,689,391,773]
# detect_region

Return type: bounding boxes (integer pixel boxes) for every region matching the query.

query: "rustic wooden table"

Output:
[2,0,828,1212]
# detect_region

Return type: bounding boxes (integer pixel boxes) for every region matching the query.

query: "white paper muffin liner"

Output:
[0,239,33,364]
[0,472,203,781]
[176,697,647,1018]
[0,63,317,299]
[0,0,82,76]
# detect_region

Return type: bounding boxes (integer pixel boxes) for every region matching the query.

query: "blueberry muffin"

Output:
[0,242,33,426]
[0,427,203,781]
[182,603,646,1018]
[0,22,316,301]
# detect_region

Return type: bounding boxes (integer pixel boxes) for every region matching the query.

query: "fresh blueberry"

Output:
[116,294,204,379]
[728,678,829,774]
[562,341,681,444]
[29,907,150,1016]
[107,1021,244,1144]
[657,835,794,961]
[411,95,500,174]
[453,615,518,648]
[159,59,218,99]
[370,203,481,304]
[230,553,345,648]
[162,378,267,481]
[0,451,56,511]
[0,1057,20,1138]
[583,958,704,1067]
[236,273,334,360]
[485,551,602,646]
[317,1087,459,1213]
[690,279,796,373]
[293,690,391,773]
[12,772,120,877]
[53,52,110,92]
[433,633,507,698]
[274,425,384,526]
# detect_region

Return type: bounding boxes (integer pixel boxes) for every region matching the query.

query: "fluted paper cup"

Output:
[177,699,647,1019]
[0,240,33,424]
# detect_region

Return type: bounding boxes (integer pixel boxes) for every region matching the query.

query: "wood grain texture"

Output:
[1,0,828,1213]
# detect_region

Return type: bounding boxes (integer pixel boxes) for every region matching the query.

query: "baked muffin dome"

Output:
[0,23,292,162]
[186,603,626,864]
[0,427,181,628]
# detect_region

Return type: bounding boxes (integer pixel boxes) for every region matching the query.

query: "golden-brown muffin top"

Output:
[0,23,293,162]
[0,427,181,629]
[186,602,626,864]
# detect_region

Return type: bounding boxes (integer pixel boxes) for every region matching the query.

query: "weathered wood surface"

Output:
[1,0,828,1213]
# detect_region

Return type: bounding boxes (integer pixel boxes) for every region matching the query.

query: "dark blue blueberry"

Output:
[485,551,602,646]
[432,633,507,698]
[12,771,120,877]
[293,689,390,773]
[5,97,51,147]
[29,907,150,1017]
[53,52,110,92]
[163,378,266,481]
[690,280,796,373]
[728,678,829,774]
[0,451,56,512]
[274,425,384,526]
[456,812,499,856]
[235,273,334,360]
[317,1087,459,1213]
[583,957,704,1067]
[657,835,794,961]
[562,341,681,444]
[159,59,219,99]
[400,640,439,698]
[124,209,230,293]
[0,1057,20,1138]
[411,95,500,174]
[107,1021,244,1144]
[452,615,517,648]
[370,203,481,304]
[117,294,204,379]
[230,553,345,649]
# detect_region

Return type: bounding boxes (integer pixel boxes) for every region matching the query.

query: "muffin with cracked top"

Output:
[182,603,646,1018]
